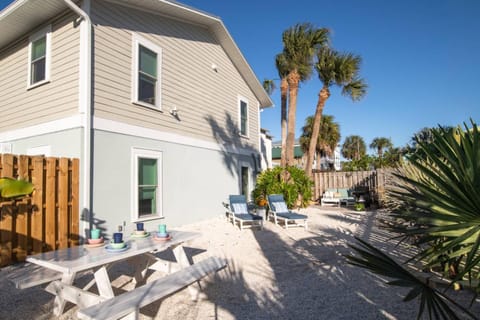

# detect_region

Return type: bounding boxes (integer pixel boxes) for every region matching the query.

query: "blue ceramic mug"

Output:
[113,232,123,243]
[136,222,144,231]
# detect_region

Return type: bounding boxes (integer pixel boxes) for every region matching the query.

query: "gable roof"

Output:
[0,0,273,108]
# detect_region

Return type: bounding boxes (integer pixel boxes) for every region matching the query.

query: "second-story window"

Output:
[28,25,51,88]
[239,98,248,136]
[133,34,162,109]
[138,45,157,105]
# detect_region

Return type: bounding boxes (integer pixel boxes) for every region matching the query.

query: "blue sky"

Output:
[2,0,479,152]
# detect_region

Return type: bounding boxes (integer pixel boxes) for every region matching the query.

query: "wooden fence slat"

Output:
[45,158,57,251]
[58,158,69,249]
[31,157,44,254]
[70,159,80,246]
[15,155,30,261]
[0,154,14,266]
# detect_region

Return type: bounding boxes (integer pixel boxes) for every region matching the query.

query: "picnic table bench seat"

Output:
[77,256,227,320]
[9,264,64,289]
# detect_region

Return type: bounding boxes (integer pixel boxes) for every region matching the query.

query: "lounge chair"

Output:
[267,194,308,230]
[227,195,263,230]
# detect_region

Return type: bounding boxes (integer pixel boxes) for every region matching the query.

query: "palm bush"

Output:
[346,120,480,319]
[252,166,313,208]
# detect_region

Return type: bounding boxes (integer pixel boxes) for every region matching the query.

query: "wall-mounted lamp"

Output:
[170,106,178,117]
[211,63,218,72]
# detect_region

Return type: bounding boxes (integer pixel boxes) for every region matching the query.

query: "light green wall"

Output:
[92,130,257,236]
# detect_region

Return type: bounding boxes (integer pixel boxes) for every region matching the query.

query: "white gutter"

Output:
[63,0,92,232]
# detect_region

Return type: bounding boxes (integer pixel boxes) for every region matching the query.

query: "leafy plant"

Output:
[346,120,480,319]
[0,177,34,199]
[252,166,313,208]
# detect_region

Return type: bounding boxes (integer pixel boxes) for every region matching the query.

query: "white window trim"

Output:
[131,33,162,110]
[131,148,163,222]
[238,96,249,138]
[27,25,52,89]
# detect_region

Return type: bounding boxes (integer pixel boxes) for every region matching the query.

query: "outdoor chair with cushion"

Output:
[267,194,308,230]
[227,195,263,230]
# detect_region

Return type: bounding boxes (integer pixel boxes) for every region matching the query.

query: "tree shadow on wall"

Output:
[205,112,258,177]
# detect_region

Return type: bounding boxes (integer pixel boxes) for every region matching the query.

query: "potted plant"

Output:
[255,196,268,220]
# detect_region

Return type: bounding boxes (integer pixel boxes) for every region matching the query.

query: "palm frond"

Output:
[346,237,478,320]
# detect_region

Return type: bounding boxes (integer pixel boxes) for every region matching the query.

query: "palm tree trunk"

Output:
[286,71,300,166]
[305,86,330,177]
[280,77,288,167]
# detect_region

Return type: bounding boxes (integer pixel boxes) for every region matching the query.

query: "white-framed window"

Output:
[132,34,162,109]
[238,96,249,137]
[27,25,51,88]
[131,148,163,221]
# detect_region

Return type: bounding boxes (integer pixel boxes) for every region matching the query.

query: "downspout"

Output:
[63,0,92,237]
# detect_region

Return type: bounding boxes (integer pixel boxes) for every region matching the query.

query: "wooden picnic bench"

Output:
[76,256,227,320]
[8,263,93,289]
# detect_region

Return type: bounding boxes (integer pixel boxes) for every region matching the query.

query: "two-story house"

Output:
[0,0,272,237]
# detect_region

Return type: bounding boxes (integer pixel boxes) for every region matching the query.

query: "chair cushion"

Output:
[232,203,248,214]
[277,212,308,220]
[235,214,263,221]
[272,201,288,213]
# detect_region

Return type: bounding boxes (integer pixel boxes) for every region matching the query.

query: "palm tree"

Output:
[262,79,276,95]
[369,137,393,158]
[281,23,329,166]
[341,135,366,160]
[346,121,480,319]
[300,115,340,170]
[275,53,289,167]
[304,47,367,176]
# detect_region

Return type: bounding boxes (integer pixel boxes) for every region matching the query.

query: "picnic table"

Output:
[9,230,227,320]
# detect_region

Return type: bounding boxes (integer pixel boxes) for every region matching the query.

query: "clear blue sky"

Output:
[2,0,479,152]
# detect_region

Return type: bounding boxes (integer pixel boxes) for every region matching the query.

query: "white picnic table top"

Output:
[26,231,199,275]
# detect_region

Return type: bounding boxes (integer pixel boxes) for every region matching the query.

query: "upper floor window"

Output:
[239,97,248,136]
[132,34,162,109]
[28,25,51,88]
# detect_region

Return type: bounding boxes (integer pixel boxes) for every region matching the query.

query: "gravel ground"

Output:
[1,206,478,320]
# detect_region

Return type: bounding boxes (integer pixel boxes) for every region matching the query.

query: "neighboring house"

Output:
[271,141,306,168]
[271,141,340,171]
[0,0,272,237]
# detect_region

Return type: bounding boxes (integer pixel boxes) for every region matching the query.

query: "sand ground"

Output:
[1,205,479,320]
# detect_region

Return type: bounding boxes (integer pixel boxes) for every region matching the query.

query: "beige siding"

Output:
[0,11,80,132]
[92,1,260,149]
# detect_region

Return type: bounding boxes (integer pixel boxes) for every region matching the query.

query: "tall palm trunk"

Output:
[305,86,330,176]
[280,77,288,167]
[286,71,301,166]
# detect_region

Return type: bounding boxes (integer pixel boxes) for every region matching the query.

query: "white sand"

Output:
[1,206,478,319]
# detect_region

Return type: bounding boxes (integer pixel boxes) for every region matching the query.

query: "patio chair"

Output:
[267,194,308,230]
[227,195,263,230]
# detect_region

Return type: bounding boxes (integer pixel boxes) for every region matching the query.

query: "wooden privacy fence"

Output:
[0,154,80,267]
[312,169,393,205]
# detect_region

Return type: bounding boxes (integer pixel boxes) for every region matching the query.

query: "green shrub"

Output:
[252,166,313,208]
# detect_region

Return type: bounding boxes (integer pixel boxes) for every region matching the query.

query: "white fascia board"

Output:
[93,117,258,157]
[0,115,83,142]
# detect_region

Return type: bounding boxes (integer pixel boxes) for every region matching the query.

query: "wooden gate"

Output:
[0,154,79,266]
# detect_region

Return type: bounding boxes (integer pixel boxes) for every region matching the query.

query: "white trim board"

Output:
[0,115,83,142]
[93,117,257,157]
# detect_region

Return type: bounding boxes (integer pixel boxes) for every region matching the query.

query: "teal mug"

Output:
[90,229,101,239]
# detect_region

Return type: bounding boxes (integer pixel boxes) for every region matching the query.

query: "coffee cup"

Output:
[90,229,101,239]
[136,222,144,231]
[158,224,167,234]
[113,232,123,243]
